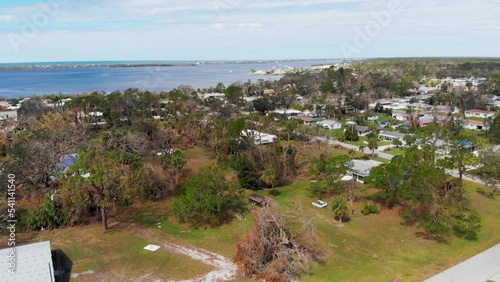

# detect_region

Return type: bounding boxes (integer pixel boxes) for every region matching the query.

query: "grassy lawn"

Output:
[344,136,368,146]
[0,224,213,281]
[4,145,498,282]
[332,128,344,140]
[461,129,491,148]
[3,178,497,282]
[375,113,394,123]
[467,116,486,122]
[125,200,254,258]
[250,180,500,282]
[374,157,390,163]
[344,135,392,147]
[181,147,216,173]
[384,148,406,155]
[378,141,393,146]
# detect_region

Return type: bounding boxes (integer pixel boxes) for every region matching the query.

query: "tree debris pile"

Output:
[234,206,317,282]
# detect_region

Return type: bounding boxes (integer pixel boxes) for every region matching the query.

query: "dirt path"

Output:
[166,242,238,282]
[132,226,238,282]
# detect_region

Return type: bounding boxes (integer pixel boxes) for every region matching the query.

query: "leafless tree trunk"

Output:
[101,207,108,231]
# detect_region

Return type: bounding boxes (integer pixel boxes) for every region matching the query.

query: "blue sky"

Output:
[0,0,499,63]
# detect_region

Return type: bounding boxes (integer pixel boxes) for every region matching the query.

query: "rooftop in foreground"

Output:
[0,241,54,282]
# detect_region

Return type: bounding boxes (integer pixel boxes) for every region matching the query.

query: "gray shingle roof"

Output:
[0,241,54,282]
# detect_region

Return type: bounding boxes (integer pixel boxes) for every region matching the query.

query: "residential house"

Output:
[487,97,500,109]
[369,99,392,110]
[464,109,495,119]
[418,86,438,94]
[263,89,276,95]
[0,241,55,282]
[367,114,379,121]
[464,119,488,131]
[77,111,107,127]
[489,101,500,109]
[272,109,303,120]
[317,119,342,130]
[432,105,460,115]
[378,130,410,145]
[240,130,277,145]
[408,103,433,111]
[419,114,448,127]
[392,110,411,122]
[373,98,411,110]
[355,125,371,136]
[201,92,226,101]
[349,159,382,183]
[291,116,317,125]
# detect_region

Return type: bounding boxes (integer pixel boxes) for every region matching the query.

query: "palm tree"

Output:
[367,133,378,158]
[331,196,349,224]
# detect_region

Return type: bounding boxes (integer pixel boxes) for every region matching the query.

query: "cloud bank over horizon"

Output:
[0,0,499,63]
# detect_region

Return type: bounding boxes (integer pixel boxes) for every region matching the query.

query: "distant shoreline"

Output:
[0,63,198,71]
[0,59,340,72]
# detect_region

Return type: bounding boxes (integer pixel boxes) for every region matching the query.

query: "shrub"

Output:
[119,152,141,165]
[174,165,242,227]
[26,194,70,230]
[361,204,380,216]
[268,189,281,196]
[358,155,371,160]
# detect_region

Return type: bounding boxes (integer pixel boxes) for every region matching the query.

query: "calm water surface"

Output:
[0,60,340,98]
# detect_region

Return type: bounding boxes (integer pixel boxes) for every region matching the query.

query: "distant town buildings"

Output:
[464,109,495,119]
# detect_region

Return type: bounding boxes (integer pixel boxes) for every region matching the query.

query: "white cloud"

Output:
[0,15,13,22]
[0,0,499,62]
[213,23,226,29]
[237,23,263,30]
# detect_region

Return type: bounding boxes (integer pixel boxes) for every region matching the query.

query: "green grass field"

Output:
[125,178,500,282]
[1,224,213,281]
[124,200,254,258]
[384,148,406,155]
[344,136,392,147]
[3,145,498,282]
[249,180,500,282]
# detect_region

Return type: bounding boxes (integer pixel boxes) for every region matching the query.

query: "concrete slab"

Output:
[425,244,500,282]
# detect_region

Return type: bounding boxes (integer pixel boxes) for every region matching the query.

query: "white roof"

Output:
[240,130,277,139]
[318,119,340,126]
[0,241,54,282]
[352,159,382,177]
[273,109,303,115]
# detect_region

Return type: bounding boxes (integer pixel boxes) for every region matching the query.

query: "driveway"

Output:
[424,244,500,282]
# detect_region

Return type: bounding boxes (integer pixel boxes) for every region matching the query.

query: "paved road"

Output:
[444,169,488,186]
[312,136,490,186]
[424,244,500,282]
[312,136,394,160]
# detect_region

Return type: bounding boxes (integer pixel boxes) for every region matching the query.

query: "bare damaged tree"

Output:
[234,205,317,281]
